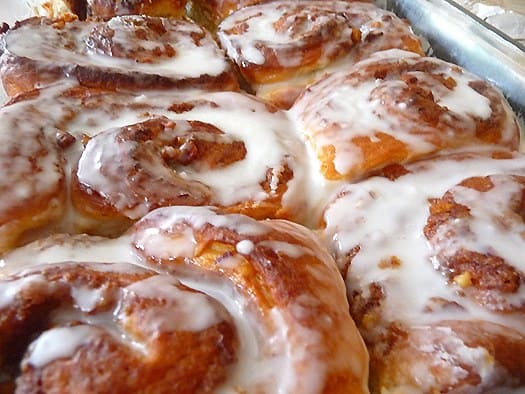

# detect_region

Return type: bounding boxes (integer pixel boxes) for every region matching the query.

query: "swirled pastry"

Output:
[0,261,237,393]
[0,206,369,393]
[217,1,424,108]
[71,91,308,233]
[321,150,525,393]
[292,50,521,181]
[0,15,239,97]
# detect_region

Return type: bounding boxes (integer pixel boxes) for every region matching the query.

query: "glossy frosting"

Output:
[0,206,369,393]
[322,150,525,392]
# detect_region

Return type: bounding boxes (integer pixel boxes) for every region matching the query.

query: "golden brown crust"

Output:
[1,2,524,393]
[71,117,217,228]
[0,99,66,254]
[88,0,188,19]
[188,0,264,32]
[0,81,307,246]
[32,0,187,19]
[0,84,158,249]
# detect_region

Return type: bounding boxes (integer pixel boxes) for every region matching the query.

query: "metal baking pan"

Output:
[379,0,525,122]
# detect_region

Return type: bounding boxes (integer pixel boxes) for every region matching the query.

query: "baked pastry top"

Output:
[0,1,524,393]
[0,15,240,96]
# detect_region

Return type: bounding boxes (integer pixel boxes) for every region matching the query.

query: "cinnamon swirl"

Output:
[0,258,238,393]
[292,50,521,181]
[0,15,239,97]
[71,91,308,233]
[0,206,370,393]
[322,150,525,393]
[217,1,424,108]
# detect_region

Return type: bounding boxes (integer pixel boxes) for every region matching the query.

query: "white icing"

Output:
[164,92,307,208]
[179,277,325,394]
[219,5,292,67]
[0,234,136,275]
[217,254,246,269]
[242,45,266,65]
[434,175,525,274]
[218,1,418,75]
[257,240,311,259]
[138,206,269,237]
[291,52,518,177]
[4,16,230,79]
[0,0,31,25]
[122,275,222,332]
[0,81,305,238]
[178,276,277,393]
[27,325,99,368]
[323,152,525,334]
[236,239,254,255]
[132,208,367,393]
[285,110,345,227]
[436,72,492,119]
[0,82,156,236]
[74,91,307,217]
[71,285,106,312]
[411,326,499,390]
[0,201,369,393]
[76,120,205,219]
[0,99,64,222]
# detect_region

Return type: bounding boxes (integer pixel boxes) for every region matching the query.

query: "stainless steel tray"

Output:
[380,0,525,121]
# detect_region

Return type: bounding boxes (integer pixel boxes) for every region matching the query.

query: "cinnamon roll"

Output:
[0,15,239,97]
[0,206,370,393]
[217,1,424,108]
[71,91,308,233]
[321,150,525,393]
[292,50,521,181]
[0,258,238,392]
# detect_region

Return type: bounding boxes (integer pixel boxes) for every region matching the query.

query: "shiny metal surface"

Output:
[452,0,525,45]
[381,0,525,120]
